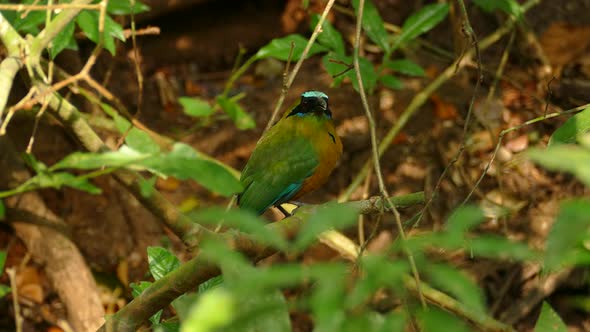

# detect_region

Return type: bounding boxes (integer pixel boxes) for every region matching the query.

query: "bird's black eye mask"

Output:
[287,96,332,119]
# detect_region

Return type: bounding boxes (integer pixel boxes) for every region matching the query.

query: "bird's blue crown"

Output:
[302,91,328,100]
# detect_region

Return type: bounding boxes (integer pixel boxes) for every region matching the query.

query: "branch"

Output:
[0,12,24,122]
[98,191,511,332]
[29,0,95,63]
[45,93,207,246]
[98,193,426,331]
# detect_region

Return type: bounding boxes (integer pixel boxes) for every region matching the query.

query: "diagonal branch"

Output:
[97,191,512,332]
[0,12,25,122]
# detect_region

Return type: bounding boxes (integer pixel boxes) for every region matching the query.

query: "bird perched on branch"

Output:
[238,91,343,215]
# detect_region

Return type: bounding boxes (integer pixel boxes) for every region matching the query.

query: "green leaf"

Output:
[417,308,470,332]
[236,264,306,292]
[322,53,350,87]
[347,255,408,307]
[13,10,45,35]
[23,153,47,173]
[199,239,252,280]
[147,246,180,280]
[310,264,348,331]
[77,11,125,55]
[154,321,180,332]
[172,292,201,322]
[350,56,378,94]
[179,97,214,118]
[216,96,255,130]
[534,302,568,332]
[130,281,152,297]
[545,200,590,270]
[468,235,537,261]
[445,205,485,239]
[528,146,590,187]
[144,143,242,197]
[385,59,425,76]
[138,176,156,198]
[294,203,359,251]
[107,0,150,15]
[472,0,523,19]
[21,171,102,194]
[50,20,78,59]
[549,106,590,146]
[0,285,11,299]
[190,208,288,250]
[99,101,160,153]
[181,288,235,332]
[379,75,403,90]
[380,312,406,332]
[310,14,345,56]
[255,34,328,61]
[0,200,4,220]
[46,173,102,194]
[391,3,449,52]
[425,263,486,314]
[125,128,160,154]
[130,281,162,325]
[0,251,6,272]
[51,146,150,171]
[223,289,291,332]
[199,275,224,294]
[351,0,390,53]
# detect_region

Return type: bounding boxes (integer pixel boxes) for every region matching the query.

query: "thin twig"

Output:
[128,0,144,121]
[265,0,336,130]
[352,0,426,307]
[7,268,22,332]
[26,97,50,153]
[338,0,541,202]
[0,3,99,11]
[413,0,484,227]
[462,103,589,204]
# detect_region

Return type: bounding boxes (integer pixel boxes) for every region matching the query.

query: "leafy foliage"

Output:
[76,10,125,55]
[0,0,149,58]
[351,0,390,54]
[178,97,215,118]
[544,200,590,270]
[147,246,181,281]
[549,106,590,146]
[534,302,568,332]
[255,34,328,61]
[472,0,523,19]
[390,3,450,52]
[0,251,9,298]
[216,96,256,130]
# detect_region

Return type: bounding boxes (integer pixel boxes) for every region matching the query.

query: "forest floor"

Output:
[2,0,590,331]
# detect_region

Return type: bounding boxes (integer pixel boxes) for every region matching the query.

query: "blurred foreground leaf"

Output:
[534,302,567,332]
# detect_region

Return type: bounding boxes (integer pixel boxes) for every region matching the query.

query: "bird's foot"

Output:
[276,205,292,218]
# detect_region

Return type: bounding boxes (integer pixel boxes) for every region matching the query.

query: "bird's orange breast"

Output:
[292,121,342,200]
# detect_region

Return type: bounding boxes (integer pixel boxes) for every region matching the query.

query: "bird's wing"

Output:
[239,135,319,214]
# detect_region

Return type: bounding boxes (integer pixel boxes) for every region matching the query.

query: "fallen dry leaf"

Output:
[430,94,458,120]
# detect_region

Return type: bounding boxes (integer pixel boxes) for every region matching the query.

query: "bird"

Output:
[238,91,343,215]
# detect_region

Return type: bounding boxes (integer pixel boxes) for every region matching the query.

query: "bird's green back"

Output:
[238,119,320,214]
